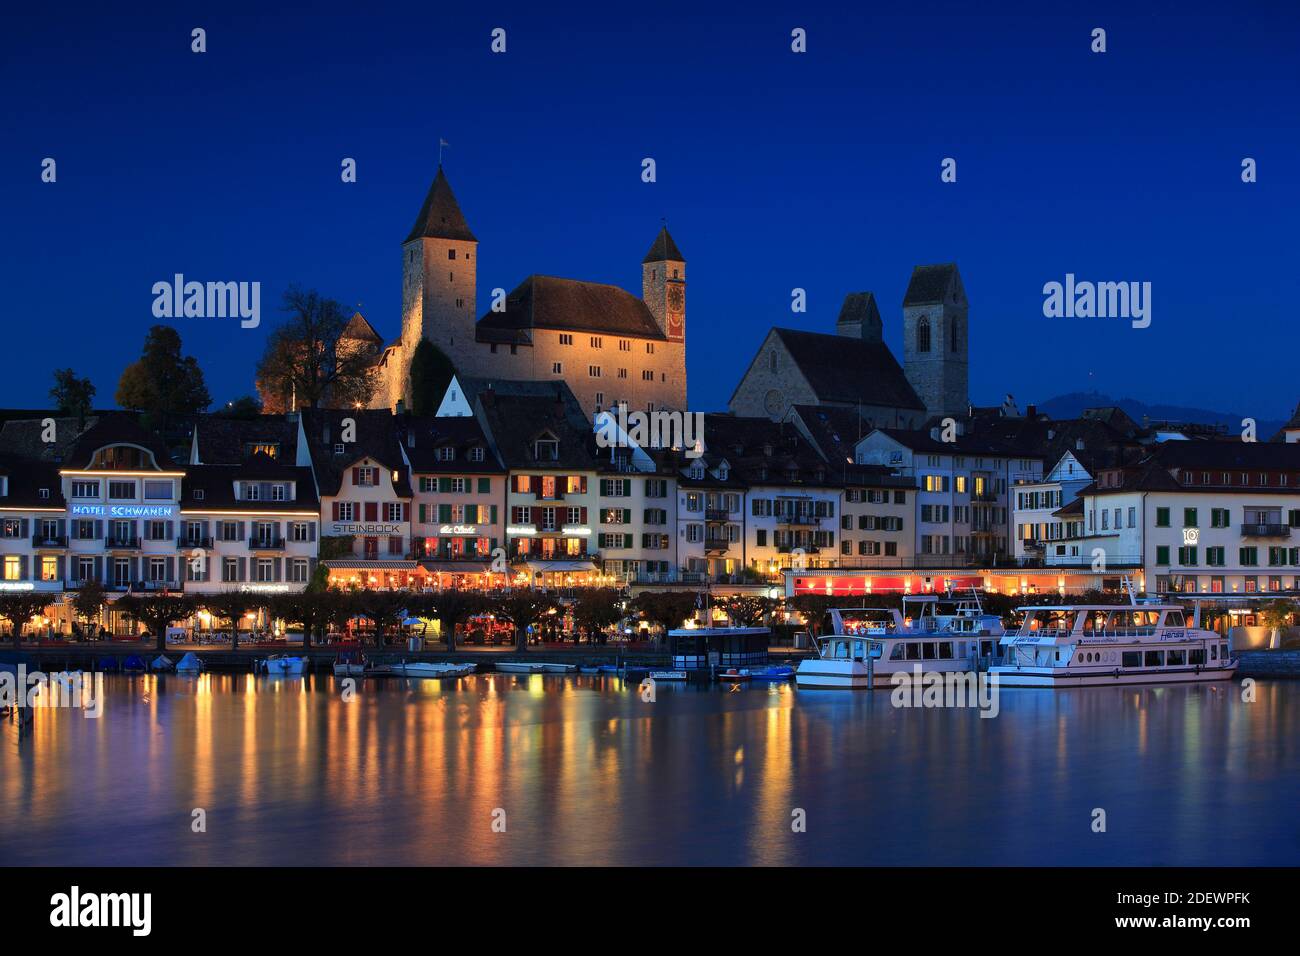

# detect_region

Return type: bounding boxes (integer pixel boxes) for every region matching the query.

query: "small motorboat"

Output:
[175,652,203,674]
[648,669,687,682]
[333,652,365,677]
[260,655,308,676]
[495,661,575,674]
[150,655,174,671]
[374,661,475,678]
[745,665,794,682]
[122,655,146,673]
[716,667,751,683]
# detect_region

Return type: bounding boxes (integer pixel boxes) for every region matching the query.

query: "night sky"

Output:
[4,1,1297,417]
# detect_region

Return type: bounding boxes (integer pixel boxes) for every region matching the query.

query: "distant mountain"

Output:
[1033,391,1288,438]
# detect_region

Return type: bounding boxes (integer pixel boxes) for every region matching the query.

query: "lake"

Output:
[1,673,1296,865]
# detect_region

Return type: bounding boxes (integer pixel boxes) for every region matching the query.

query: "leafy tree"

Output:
[49,368,96,425]
[115,326,211,425]
[408,338,457,416]
[355,590,407,647]
[321,589,363,643]
[269,591,331,649]
[71,582,108,636]
[572,588,623,644]
[721,595,773,627]
[255,286,378,411]
[216,395,262,419]
[119,594,194,652]
[0,593,53,644]
[631,591,700,641]
[199,591,260,651]
[494,591,555,653]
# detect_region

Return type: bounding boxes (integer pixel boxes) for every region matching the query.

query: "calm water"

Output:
[1,673,1297,866]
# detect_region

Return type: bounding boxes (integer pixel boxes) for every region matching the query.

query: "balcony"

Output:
[178,536,214,549]
[778,544,820,554]
[1241,523,1291,538]
[778,514,820,526]
[704,508,729,522]
[105,535,140,549]
[248,537,287,551]
[703,538,730,554]
[971,491,999,503]
[31,534,68,548]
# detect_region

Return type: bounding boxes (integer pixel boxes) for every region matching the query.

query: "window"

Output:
[589,365,601,377]
[916,315,931,353]
[3,556,19,580]
[108,480,135,499]
[469,447,485,463]
[356,466,377,486]
[289,559,309,583]
[646,343,655,354]
[144,480,173,500]
[559,333,573,345]
[292,522,310,542]
[552,362,562,374]
[436,446,455,462]
[1155,507,1170,527]
[1183,508,1197,528]
[590,336,603,349]
[72,480,100,498]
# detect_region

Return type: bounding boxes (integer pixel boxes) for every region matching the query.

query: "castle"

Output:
[370,168,688,418]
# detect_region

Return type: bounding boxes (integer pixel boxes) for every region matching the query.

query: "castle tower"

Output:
[395,167,477,408]
[902,263,969,419]
[642,226,685,343]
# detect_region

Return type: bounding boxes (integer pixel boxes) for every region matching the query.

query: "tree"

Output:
[269,592,331,649]
[49,368,96,426]
[71,582,108,637]
[115,326,211,425]
[408,338,457,416]
[0,593,53,645]
[200,591,260,652]
[632,591,700,639]
[355,590,408,648]
[572,588,623,644]
[721,595,773,627]
[495,592,555,653]
[120,594,193,652]
[426,589,488,652]
[255,286,378,411]
[216,395,262,419]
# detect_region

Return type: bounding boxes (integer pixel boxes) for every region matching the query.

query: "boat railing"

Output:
[1018,626,1074,638]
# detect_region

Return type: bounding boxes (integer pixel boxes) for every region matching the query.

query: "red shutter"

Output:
[351,467,361,486]
[580,507,588,523]
[332,502,340,521]
[364,502,378,522]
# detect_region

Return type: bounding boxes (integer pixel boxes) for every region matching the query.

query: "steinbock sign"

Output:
[71,504,175,519]
[331,523,402,535]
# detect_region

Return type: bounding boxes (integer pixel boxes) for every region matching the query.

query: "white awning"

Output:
[521,561,599,574]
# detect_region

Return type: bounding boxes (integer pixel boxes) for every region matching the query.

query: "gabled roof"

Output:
[870,427,1019,457]
[299,408,413,497]
[192,414,298,465]
[64,412,176,470]
[642,227,685,263]
[0,415,94,463]
[342,311,383,344]
[835,292,882,336]
[0,454,65,508]
[404,167,477,244]
[180,461,320,513]
[476,275,666,342]
[786,404,868,463]
[698,414,837,487]
[771,328,925,411]
[902,263,959,306]
[396,415,505,473]
[474,381,597,471]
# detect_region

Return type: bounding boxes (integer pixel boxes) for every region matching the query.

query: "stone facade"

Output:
[902,264,969,420]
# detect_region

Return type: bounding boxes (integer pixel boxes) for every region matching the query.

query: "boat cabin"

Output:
[667,626,771,671]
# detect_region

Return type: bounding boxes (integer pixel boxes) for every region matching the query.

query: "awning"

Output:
[521,561,599,574]
[324,560,419,571]
[420,561,494,574]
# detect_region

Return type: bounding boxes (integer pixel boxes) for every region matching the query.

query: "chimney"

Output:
[395,399,406,415]
[1026,404,1037,418]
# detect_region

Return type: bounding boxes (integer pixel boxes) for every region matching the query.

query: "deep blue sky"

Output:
[4,2,1297,418]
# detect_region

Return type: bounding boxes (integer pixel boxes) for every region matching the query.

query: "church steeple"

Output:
[643,226,684,264]
[642,225,685,343]
[404,167,476,243]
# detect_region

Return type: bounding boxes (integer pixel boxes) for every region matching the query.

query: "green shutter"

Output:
[478,477,490,493]
[418,503,427,523]
[622,478,631,496]
[439,504,452,523]
[623,508,631,523]
[439,477,450,493]
[490,505,498,523]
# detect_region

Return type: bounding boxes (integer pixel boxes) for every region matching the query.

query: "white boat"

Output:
[260,655,308,676]
[648,669,687,682]
[796,594,1006,689]
[175,652,203,674]
[990,595,1237,688]
[373,661,475,678]
[495,661,576,674]
[333,662,365,677]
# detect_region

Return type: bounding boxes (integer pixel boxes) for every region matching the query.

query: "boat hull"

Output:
[989,663,1238,688]
[495,662,575,674]
[378,662,475,678]
[262,657,307,676]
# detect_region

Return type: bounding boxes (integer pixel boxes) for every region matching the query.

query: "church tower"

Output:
[395,167,477,408]
[642,226,685,343]
[902,263,969,420]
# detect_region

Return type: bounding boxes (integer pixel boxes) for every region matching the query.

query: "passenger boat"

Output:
[795,594,1006,689]
[494,661,576,674]
[259,655,308,676]
[371,661,475,678]
[990,597,1236,688]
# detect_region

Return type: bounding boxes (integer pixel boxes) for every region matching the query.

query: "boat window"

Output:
[938,642,953,659]
[1144,650,1164,667]
[980,640,993,657]
[1190,649,1206,665]
[890,643,906,661]
[852,640,866,661]
[1081,611,1107,635]
[1220,643,1229,660]
[905,643,921,661]
[922,643,937,660]
[1167,649,1186,665]
[1210,645,1217,660]
[833,640,849,660]
[1122,651,1141,667]
[1164,610,1185,628]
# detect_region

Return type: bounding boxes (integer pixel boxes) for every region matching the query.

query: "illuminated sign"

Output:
[71,504,176,519]
[1182,527,1200,546]
[561,525,591,537]
[507,525,537,536]
[438,524,480,535]
[238,584,292,594]
[0,582,35,592]
[331,523,402,535]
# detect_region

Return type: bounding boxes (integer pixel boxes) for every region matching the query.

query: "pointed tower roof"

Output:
[902,263,960,305]
[405,167,477,244]
[341,311,382,344]
[642,226,685,263]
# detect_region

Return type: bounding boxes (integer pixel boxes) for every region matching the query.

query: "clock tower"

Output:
[642,226,685,343]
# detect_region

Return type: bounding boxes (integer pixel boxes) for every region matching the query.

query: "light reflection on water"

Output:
[1,674,1296,866]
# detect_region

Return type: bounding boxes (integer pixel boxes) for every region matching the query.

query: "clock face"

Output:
[667,285,684,312]
[763,389,784,416]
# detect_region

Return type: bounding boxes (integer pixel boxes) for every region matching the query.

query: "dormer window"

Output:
[355,466,378,487]
[717,464,729,480]
[535,438,559,461]
[436,446,455,462]
[468,446,485,463]
[689,464,704,480]
[194,489,205,501]
[38,488,50,499]
[334,443,345,456]
[243,483,260,500]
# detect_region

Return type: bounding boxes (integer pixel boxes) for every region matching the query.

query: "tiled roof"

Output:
[0,415,94,463]
[396,415,505,473]
[404,167,476,244]
[475,381,598,471]
[642,227,684,263]
[0,454,65,508]
[180,461,320,513]
[64,412,176,470]
[299,408,413,497]
[772,328,925,411]
[341,312,383,344]
[192,414,298,465]
[902,263,958,305]
[477,275,666,342]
